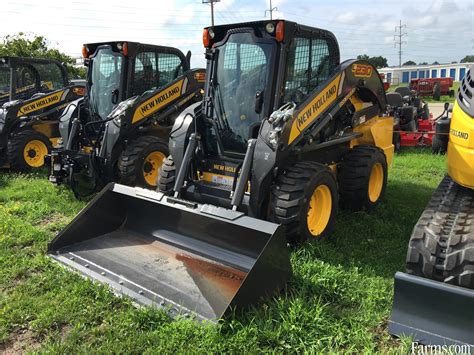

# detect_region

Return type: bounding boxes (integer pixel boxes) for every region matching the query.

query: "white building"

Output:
[379,62,473,85]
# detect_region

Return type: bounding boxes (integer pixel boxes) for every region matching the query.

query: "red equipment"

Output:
[379,73,391,91]
[410,78,453,97]
[399,116,435,147]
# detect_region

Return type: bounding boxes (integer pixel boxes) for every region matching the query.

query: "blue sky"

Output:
[1,0,472,68]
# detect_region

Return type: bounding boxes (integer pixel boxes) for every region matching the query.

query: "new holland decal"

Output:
[450,128,469,140]
[288,74,343,144]
[17,90,65,117]
[132,79,185,124]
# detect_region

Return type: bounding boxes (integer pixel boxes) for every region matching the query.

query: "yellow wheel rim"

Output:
[23,139,48,168]
[368,162,384,203]
[307,184,332,237]
[143,151,165,187]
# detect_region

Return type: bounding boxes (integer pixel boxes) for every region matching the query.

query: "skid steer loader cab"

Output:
[49,21,393,322]
[0,56,69,105]
[48,41,204,195]
[0,56,84,169]
[83,41,189,120]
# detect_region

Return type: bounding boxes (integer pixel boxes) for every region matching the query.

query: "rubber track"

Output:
[406,175,474,288]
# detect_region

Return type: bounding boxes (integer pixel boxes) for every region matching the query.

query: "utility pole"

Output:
[265,0,278,20]
[394,20,407,68]
[202,0,220,26]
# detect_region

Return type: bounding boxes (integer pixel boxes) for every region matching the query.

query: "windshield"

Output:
[213,32,274,153]
[89,47,123,119]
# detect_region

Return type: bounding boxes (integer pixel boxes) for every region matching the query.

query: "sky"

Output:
[1,0,472,68]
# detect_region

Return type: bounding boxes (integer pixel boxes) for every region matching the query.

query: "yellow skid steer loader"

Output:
[0,56,84,170]
[48,21,393,321]
[47,42,205,197]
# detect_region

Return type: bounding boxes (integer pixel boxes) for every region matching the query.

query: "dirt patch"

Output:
[36,213,69,231]
[1,329,41,354]
[60,324,71,340]
[373,318,402,350]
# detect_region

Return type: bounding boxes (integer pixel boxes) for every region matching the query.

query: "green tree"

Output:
[403,60,416,66]
[460,55,474,63]
[418,62,428,65]
[0,33,86,79]
[356,54,388,68]
[432,61,440,65]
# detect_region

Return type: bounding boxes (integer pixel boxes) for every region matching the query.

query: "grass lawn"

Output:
[388,82,460,104]
[0,149,446,353]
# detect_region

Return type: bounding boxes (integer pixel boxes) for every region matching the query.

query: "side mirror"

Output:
[444,102,450,111]
[255,90,264,114]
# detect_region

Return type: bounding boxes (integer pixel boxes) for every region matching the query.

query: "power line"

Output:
[265,0,277,20]
[202,0,220,26]
[394,20,407,67]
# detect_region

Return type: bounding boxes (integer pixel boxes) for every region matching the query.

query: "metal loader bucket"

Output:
[48,183,291,322]
[389,272,474,346]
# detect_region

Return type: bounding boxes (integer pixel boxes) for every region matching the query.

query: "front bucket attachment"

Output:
[389,272,474,346]
[48,183,291,322]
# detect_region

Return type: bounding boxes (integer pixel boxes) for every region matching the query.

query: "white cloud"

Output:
[0,0,471,68]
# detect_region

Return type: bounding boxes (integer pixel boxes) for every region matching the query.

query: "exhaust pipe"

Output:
[48,183,292,321]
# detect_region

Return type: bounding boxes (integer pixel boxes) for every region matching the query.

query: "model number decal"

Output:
[450,129,469,140]
[352,64,373,78]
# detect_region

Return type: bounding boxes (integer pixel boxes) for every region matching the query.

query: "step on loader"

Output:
[389,67,474,347]
[0,56,85,170]
[48,21,394,321]
[47,42,205,197]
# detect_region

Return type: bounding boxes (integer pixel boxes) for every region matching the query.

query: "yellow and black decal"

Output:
[200,161,238,188]
[288,73,343,144]
[132,79,185,124]
[17,90,66,117]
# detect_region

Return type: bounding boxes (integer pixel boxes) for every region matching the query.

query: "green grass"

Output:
[0,150,446,352]
[388,82,459,103]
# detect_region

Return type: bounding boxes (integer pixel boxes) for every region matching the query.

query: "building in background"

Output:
[379,62,473,85]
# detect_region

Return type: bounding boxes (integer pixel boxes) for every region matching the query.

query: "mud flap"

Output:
[48,183,291,322]
[389,272,474,346]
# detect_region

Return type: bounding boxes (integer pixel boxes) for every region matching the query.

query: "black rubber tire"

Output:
[433,82,441,101]
[393,131,401,153]
[157,155,176,194]
[118,136,169,189]
[270,161,338,244]
[431,134,447,154]
[7,130,52,171]
[406,176,474,289]
[338,145,388,211]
